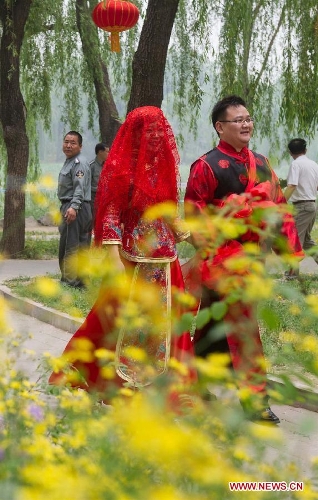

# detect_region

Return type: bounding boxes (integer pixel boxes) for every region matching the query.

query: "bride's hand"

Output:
[106,244,126,274]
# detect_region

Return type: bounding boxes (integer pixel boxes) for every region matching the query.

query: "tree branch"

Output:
[253,5,286,91]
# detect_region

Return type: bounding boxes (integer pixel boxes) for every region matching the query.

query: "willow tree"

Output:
[127,0,180,112]
[75,0,122,144]
[0,0,32,256]
[0,0,74,257]
[0,0,191,256]
[280,2,318,136]
[216,0,318,146]
[3,0,318,258]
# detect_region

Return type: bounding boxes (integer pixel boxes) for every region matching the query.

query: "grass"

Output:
[2,240,195,315]
[4,274,102,318]
[1,190,318,378]
[4,264,318,373]
[21,238,59,259]
[260,274,318,377]
[0,231,58,259]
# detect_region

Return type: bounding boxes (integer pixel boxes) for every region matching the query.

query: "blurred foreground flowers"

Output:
[1,268,318,499]
[0,195,318,498]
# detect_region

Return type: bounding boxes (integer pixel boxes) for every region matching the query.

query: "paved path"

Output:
[0,258,59,282]
[1,255,317,283]
[7,308,72,383]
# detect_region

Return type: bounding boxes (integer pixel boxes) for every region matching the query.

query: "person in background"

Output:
[285,138,318,267]
[89,143,110,238]
[49,107,195,405]
[184,95,303,425]
[58,131,92,289]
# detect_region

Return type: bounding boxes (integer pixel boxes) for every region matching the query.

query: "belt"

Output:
[292,200,316,204]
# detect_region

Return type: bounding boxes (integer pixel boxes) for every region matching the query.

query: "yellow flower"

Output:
[207,352,231,367]
[173,290,197,308]
[31,192,48,207]
[237,386,254,402]
[35,277,61,297]
[59,389,92,412]
[9,369,18,379]
[61,425,88,449]
[249,423,284,444]
[143,201,177,221]
[168,357,189,377]
[279,330,298,344]
[71,337,94,351]
[289,304,301,315]
[300,335,318,352]
[122,346,148,362]
[243,275,273,301]
[68,307,83,319]
[94,348,115,361]
[47,354,69,373]
[100,365,115,379]
[243,242,261,255]
[9,380,22,390]
[194,355,231,381]
[39,174,56,189]
[218,219,246,239]
[233,448,251,462]
[50,208,62,225]
[148,485,190,500]
[305,295,318,315]
[118,387,135,398]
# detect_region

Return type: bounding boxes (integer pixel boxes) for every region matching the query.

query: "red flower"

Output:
[213,241,243,265]
[221,193,253,218]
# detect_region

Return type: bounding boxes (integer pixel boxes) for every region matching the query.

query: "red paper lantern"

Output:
[92,0,139,53]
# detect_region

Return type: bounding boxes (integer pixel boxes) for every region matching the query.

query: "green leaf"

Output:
[175,312,195,335]
[196,307,211,329]
[210,301,228,321]
[259,305,280,330]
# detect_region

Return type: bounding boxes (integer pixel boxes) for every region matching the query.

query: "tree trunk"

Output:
[0,0,31,258]
[127,0,180,114]
[76,0,121,145]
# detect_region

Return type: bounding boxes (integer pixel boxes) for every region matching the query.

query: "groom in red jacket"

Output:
[185,95,303,424]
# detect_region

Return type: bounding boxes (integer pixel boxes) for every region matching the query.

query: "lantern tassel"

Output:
[110,32,120,52]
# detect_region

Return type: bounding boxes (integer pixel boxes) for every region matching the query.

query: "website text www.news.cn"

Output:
[229,482,303,492]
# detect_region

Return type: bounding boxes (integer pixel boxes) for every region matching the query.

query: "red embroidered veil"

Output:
[94,106,181,244]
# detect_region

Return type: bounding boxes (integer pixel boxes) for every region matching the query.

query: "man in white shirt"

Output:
[285,138,318,263]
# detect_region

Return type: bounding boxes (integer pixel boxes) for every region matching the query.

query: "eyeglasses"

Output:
[218,118,254,124]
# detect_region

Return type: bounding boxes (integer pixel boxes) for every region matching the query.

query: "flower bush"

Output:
[0,188,318,499]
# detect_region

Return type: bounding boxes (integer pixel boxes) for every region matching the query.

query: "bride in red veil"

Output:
[49,106,195,400]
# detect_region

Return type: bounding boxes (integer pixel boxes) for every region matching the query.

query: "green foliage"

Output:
[260,275,318,371]
[20,0,65,176]
[216,0,318,148]
[20,239,59,260]
[4,274,96,317]
[4,0,318,181]
[280,1,318,137]
[210,301,228,321]
[176,240,196,259]
[0,356,313,499]
[0,187,58,219]
[167,0,215,142]
[1,197,318,497]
